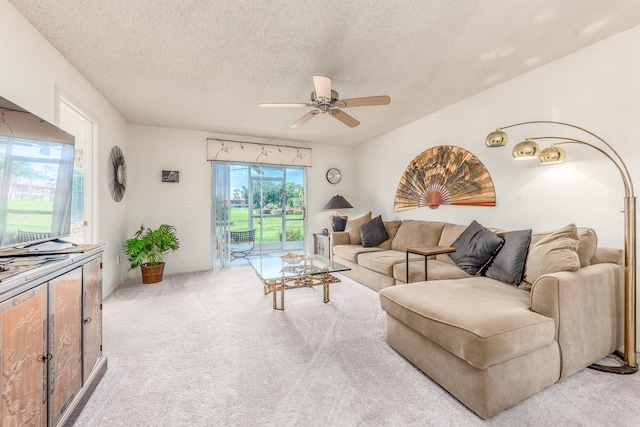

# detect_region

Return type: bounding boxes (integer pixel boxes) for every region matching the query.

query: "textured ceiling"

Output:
[9,0,640,147]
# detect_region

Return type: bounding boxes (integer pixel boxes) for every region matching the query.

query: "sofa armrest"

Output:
[591,246,624,265]
[330,231,351,256]
[529,262,623,378]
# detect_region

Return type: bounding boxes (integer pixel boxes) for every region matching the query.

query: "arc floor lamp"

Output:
[485,120,637,374]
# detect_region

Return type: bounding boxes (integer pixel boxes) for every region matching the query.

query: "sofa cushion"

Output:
[449,220,504,275]
[346,212,372,245]
[393,259,471,283]
[379,278,556,370]
[332,244,383,264]
[359,215,389,247]
[377,220,402,250]
[330,215,348,232]
[484,229,532,285]
[522,223,580,287]
[358,250,423,276]
[391,220,447,252]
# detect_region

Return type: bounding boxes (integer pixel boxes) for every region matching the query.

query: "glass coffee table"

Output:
[248,254,351,310]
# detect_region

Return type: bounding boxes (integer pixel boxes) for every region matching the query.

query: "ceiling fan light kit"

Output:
[260,75,390,128]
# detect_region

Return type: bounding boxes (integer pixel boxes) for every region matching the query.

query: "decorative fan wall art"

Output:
[394,145,495,211]
[107,145,127,202]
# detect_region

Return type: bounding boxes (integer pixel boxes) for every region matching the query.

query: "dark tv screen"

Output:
[0,96,75,250]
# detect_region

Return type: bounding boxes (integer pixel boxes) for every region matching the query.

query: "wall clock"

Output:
[107,145,127,202]
[326,168,342,184]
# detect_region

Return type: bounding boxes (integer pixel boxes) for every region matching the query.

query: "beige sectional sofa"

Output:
[330,218,623,419]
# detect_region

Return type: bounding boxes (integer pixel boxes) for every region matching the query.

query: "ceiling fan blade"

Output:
[339,95,391,108]
[291,110,319,128]
[259,103,310,108]
[330,109,360,128]
[313,75,332,100]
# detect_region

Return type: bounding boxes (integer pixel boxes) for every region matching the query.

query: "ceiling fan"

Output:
[259,75,390,128]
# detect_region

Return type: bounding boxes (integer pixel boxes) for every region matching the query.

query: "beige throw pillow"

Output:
[523,223,580,285]
[346,212,372,245]
[376,220,402,250]
[577,227,598,267]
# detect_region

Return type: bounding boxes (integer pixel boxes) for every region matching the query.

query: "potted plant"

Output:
[124,224,180,284]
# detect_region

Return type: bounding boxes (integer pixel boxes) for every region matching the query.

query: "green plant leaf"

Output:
[123,223,180,270]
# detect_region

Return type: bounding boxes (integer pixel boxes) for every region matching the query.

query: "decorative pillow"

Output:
[331,215,348,232]
[449,220,505,275]
[522,223,580,285]
[484,229,532,285]
[346,212,372,245]
[577,227,598,267]
[530,226,597,268]
[359,215,389,247]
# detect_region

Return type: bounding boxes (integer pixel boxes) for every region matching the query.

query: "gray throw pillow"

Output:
[331,215,348,232]
[359,215,389,247]
[450,220,504,275]
[484,229,532,285]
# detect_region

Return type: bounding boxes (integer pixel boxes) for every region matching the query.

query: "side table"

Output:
[405,246,456,283]
[314,233,331,259]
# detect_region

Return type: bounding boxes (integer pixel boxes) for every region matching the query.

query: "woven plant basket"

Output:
[141,262,165,284]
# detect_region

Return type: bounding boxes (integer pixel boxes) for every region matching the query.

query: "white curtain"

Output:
[212,162,231,269]
[51,142,75,236]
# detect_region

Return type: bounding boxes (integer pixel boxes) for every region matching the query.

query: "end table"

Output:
[405,246,456,283]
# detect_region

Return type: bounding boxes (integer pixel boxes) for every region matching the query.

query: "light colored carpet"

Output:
[72,266,640,426]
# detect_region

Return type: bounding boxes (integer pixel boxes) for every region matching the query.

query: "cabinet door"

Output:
[82,257,102,381]
[314,234,330,258]
[0,284,48,427]
[49,268,82,426]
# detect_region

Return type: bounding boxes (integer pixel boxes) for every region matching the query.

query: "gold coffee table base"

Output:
[263,273,341,310]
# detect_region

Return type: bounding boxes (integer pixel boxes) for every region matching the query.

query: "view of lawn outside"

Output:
[6,200,54,232]
[4,171,83,234]
[226,164,305,250]
[229,206,303,244]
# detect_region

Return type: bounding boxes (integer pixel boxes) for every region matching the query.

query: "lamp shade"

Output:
[323,195,353,210]
[512,139,539,160]
[539,145,566,164]
[485,130,508,147]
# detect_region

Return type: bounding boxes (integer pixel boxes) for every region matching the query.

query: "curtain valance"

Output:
[206,138,312,167]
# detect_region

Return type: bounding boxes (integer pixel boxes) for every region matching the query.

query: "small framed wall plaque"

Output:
[162,170,180,183]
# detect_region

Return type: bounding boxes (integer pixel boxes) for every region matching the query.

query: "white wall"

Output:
[354,24,640,347]
[0,0,130,297]
[127,124,355,275]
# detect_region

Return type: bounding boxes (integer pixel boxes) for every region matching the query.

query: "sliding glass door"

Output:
[212,162,305,268]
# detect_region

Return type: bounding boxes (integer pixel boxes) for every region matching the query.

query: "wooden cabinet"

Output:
[314,233,331,259]
[82,258,102,382]
[0,283,48,427]
[49,268,83,425]
[0,246,105,427]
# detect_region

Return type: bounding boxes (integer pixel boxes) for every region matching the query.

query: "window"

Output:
[212,162,306,268]
[58,96,95,244]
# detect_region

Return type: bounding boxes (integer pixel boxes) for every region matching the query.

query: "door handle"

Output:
[38,353,53,363]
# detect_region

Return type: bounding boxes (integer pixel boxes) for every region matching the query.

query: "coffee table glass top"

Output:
[248,254,350,281]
